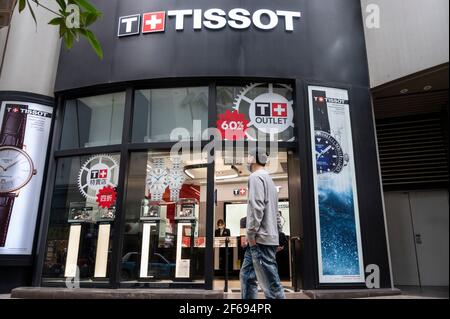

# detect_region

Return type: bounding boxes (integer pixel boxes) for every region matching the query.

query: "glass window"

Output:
[121,151,207,283]
[60,92,125,149]
[132,87,209,143]
[42,154,120,283]
[217,83,295,141]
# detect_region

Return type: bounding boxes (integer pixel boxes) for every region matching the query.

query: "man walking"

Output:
[240,148,285,299]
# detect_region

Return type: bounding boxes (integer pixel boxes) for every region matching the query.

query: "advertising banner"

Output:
[308,86,364,283]
[0,101,53,255]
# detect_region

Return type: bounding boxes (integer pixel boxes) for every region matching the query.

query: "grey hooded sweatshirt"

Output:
[246,169,282,246]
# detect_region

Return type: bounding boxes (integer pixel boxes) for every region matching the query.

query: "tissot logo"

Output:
[255,102,288,118]
[314,96,348,104]
[6,105,52,118]
[118,8,301,37]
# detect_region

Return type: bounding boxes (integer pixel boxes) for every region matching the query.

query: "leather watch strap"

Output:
[0,104,28,148]
[0,104,28,247]
[0,194,15,247]
[312,90,331,134]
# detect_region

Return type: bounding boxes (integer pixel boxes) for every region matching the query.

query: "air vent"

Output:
[376,114,449,189]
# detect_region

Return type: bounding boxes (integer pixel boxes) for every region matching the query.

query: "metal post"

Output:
[224,237,229,293]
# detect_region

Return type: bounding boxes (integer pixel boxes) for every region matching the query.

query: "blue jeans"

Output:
[240,244,286,299]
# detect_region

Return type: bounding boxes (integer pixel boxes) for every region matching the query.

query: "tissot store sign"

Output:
[118,9,302,36]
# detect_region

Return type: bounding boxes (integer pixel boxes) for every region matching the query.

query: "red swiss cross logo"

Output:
[142,12,165,33]
[96,186,117,209]
[272,103,287,117]
[99,169,108,179]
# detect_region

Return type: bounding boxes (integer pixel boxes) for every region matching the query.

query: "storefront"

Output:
[1,0,393,291]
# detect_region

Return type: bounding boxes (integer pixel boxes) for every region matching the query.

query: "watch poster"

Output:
[0,101,53,255]
[308,86,364,283]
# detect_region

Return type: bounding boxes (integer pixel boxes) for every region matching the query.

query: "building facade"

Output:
[0,0,447,294]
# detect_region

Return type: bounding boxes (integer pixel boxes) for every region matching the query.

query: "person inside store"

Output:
[215,219,231,237]
[240,148,286,300]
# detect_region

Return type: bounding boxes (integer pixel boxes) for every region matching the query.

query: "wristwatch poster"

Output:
[308,86,364,284]
[0,101,53,255]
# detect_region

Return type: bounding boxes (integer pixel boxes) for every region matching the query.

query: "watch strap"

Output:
[153,158,165,169]
[170,188,180,202]
[312,90,330,134]
[151,192,163,202]
[0,194,15,247]
[0,104,28,148]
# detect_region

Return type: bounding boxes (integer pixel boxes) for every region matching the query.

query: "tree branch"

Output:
[29,0,64,17]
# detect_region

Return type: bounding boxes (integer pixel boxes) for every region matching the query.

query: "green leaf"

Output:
[48,17,64,26]
[72,0,100,14]
[59,23,67,37]
[78,28,103,59]
[55,0,66,11]
[84,12,99,26]
[64,30,75,49]
[18,0,26,12]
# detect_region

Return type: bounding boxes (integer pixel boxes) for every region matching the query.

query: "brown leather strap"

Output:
[0,104,27,148]
[0,194,15,247]
[0,104,28,246]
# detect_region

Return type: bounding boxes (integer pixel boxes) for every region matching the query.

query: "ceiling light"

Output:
[423,85,433,91]
[400,89,409,94]
[184,163,240,180]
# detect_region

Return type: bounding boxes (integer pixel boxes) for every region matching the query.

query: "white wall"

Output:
[362,0,449,87]
[0,3,60,96]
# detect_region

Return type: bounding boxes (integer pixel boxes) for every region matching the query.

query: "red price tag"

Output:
[216,109,249,140]
[96,186,117,209]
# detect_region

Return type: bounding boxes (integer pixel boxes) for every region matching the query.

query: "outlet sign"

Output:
[118,8,302,37]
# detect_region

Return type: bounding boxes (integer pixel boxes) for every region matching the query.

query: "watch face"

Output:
[315,131,344,174]
[168,173,186,188]
[0,146,35,193]
[147,168,168,186]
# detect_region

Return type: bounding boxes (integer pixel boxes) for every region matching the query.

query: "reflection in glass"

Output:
[60,92,125,149]
[132,87,209,143]
[217,83,295,141]
[42,154,120,283]
[121,151,207,283]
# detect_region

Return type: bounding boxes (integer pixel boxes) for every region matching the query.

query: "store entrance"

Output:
[211,150,295,292]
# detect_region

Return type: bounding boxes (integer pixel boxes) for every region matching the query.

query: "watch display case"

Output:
[99,207,116,221]
[68,203,94,223]
[140,199,165,221]
[175,199,198,221]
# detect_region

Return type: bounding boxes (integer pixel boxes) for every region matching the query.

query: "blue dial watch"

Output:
[312,90,348,175]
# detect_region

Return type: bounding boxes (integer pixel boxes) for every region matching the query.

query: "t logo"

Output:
[118,14,141,37]
[314,96,326,103]
[272,103,287,117]
[142,12,166,33]
[90,170,99,179]
[255,102,271,117]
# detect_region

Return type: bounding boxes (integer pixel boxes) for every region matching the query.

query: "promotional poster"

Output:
[0,102,53,255]
[308,86,365,283]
